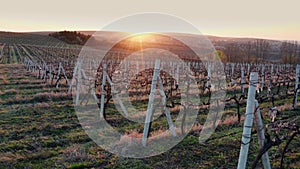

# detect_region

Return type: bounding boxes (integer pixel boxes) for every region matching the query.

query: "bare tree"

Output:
[241,41,254,63]
[253,39,270,62]
[296,42,300,64]
[224,43,245,63]
[281,41,298,64]
[224,42,236,62]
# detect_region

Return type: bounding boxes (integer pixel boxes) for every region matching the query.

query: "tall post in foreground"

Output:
[237,72,258,169]
[142,59,161,146]
[254,100,271,169]
[142,59,176,146]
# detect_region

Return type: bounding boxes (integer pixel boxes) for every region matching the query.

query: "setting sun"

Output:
[129,33,154,42]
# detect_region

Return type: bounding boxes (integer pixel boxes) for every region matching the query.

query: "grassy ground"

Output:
[0,64,299,169]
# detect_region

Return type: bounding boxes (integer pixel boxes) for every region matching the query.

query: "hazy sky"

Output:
[1,0,299,41]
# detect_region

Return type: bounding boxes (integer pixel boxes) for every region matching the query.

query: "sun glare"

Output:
[129,32,154,42]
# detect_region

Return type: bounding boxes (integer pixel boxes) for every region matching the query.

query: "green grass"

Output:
[0,64,299,168]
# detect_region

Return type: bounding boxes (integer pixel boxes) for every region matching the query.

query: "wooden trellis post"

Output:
[231,63,235,84]
[293,64,299,109]
[48,64,52,83]
[98,63,129,118]
[241,65,245,95]
[142,59,176,146]
[124,61,127,79]
[270,64,274,83]
[67,61,83,107]
[79,69,99,106]
[75,63,82,106]
[158,75,176,136]
[33,64,36,76]
[261,64,265,91]
[110,60,113,72]
[67,62,98,106]
[206,62,211,90]
[0,44,4,60]
[38,64,41,79]
[254,100,271,169]
[247,64,251,76]
[56,62,69,88]
[106,73,129,117]
[68,61,80,95]
[238,72,271,169]
[52,64,57,85]
[43,63,48,82]
[99,64,107,118]
[237,72,257,169]
[176,64,180,85]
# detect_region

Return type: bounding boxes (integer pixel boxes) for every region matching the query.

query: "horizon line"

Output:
[1,29,299,42]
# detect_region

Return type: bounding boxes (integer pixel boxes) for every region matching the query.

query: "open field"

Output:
[0,32,299,168]
[0,63,299,168]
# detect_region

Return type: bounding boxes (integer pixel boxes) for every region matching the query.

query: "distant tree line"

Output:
[281,41,299,64]
[217,39,299,64]
[49,31,91,45]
